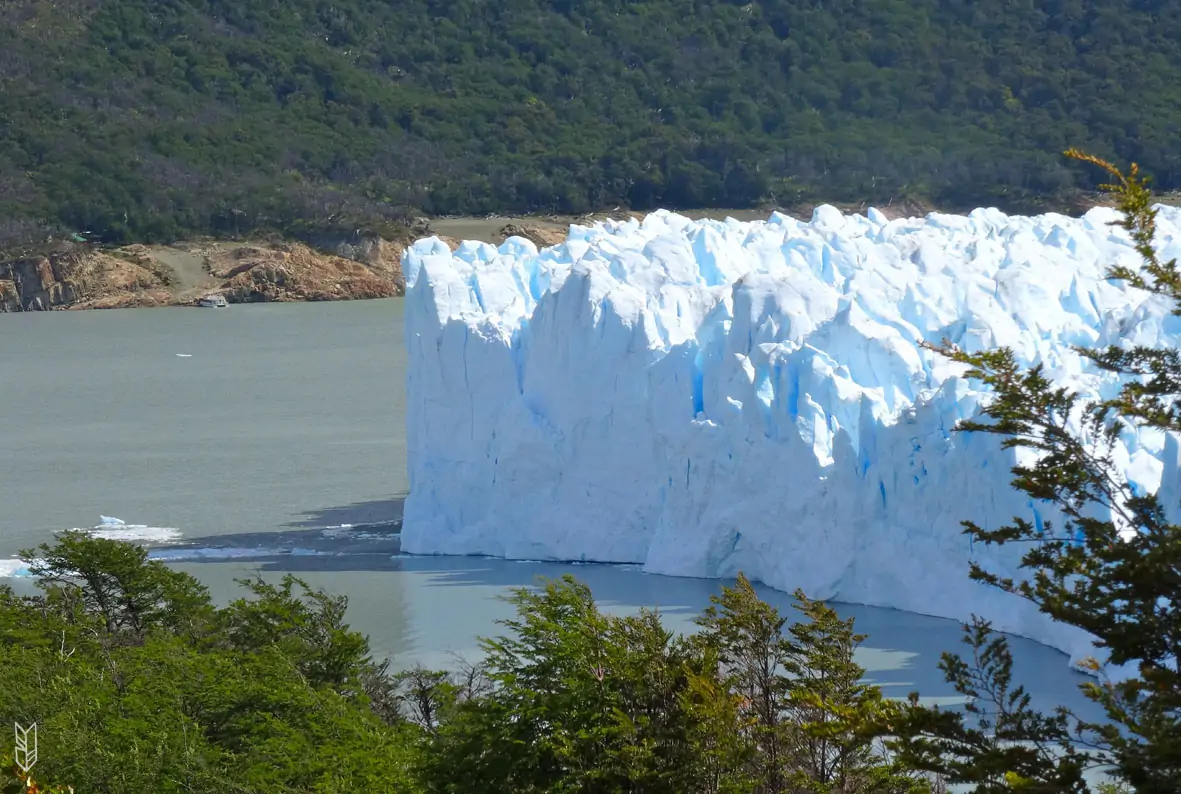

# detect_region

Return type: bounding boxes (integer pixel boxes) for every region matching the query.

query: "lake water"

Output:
[0,300,1101,718]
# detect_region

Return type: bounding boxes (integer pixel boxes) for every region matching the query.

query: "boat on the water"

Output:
[197,294,228,308]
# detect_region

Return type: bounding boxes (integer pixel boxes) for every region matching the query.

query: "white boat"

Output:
[197,294,228,308]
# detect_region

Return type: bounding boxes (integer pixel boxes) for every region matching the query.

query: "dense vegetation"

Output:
[4,0,1181,251]
[1,533,423,793]
[4,155,1179,792]
[3,532,941,793]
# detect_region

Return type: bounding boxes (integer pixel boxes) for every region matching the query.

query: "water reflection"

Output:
[388,556,1100,717]
[158,550,1102,722]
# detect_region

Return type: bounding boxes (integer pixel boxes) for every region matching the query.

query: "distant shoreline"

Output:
[4,197,1178,314]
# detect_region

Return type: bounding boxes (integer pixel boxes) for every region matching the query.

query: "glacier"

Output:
[401,204,1181,671]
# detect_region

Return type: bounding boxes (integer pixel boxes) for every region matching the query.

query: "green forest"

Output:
[4,158,1180,790]
[0,534,1108,794]
[2,0,1181,250]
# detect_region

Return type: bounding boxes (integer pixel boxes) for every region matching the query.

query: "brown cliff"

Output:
[0,235,410,311]
[209,242,398,303]
[0,247,173,312]
[496,223,569,249]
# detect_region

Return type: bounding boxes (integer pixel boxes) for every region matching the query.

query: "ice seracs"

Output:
[401,205,1181,672]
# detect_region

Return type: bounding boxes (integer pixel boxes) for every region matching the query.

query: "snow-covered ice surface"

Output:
[401,205,1181,672]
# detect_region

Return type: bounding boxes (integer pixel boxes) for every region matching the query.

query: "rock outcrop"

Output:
[0,246,174,312]
[305,222,429,292]
[209,242,398,303]
[0,237,407,311]
[0,217,602,311]
[497,223,568,248]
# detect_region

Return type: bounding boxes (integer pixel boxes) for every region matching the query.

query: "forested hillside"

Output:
[3,0,1180,250]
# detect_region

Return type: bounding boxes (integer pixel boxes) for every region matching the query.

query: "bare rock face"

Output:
[327,236,404,283]
[0,255,72,311]
[0,237,405,310]
[0,218,577,311]
[498,223,568,249]
[209,242,397,303]
[0,247,171,312]
[304,224,429,294]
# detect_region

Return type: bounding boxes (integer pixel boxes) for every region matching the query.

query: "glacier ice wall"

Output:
[401,205,1181,668]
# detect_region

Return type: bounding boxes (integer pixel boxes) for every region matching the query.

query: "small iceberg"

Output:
[0,559,32,578]
[84,516,183,544]
[2,517,183,578]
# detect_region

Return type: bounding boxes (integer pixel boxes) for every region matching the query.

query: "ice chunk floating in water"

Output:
[401,206,1181,671]
[85,516,183,544]
[0,559,32,578]
[0,517,184,578]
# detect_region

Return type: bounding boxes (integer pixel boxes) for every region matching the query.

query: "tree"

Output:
[392,666,459,736]
[891,618,1096,793]
[695,573,792,791]
[696,574,927,794]
[780,592,925,794]
[893,151,1181,792]
[20,530,212,640]
[417,574,749,793]
[5,535,423,793]
[218,573,376,695]
[7,0,1181,252]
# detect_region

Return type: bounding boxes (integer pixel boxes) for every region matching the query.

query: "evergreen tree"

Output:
[696,573,793,791]
[696,574,928,794]
[417,574,746,793]
[780,592,925,794]
[891,151,1181,792]
[892,618,1096,792]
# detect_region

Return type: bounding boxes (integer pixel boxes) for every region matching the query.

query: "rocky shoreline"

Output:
[0,202,946,312]
[0,237,405,312]
[6,190,1176,313]
[0,221,578,313]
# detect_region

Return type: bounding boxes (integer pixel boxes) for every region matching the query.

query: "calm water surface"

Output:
[0,300,1099,718]
[1,300,406,548]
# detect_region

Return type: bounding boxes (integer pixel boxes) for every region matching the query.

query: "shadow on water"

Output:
[284,496,406,530]
[150,497,406,570]
[158,512,1105,722]
[385,555,1105,719]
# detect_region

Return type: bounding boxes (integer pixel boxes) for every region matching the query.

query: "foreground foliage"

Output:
[889,153,1181,792]
[4,0,1181,250]
[414,573,933,794]
[1,532,421,793]
[3,534,943,793]
[7,149,1178,792]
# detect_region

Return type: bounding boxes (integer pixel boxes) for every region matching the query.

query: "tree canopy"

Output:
[3,0,1181,250]
[888,152,1181,793]
[3,533,944,793]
